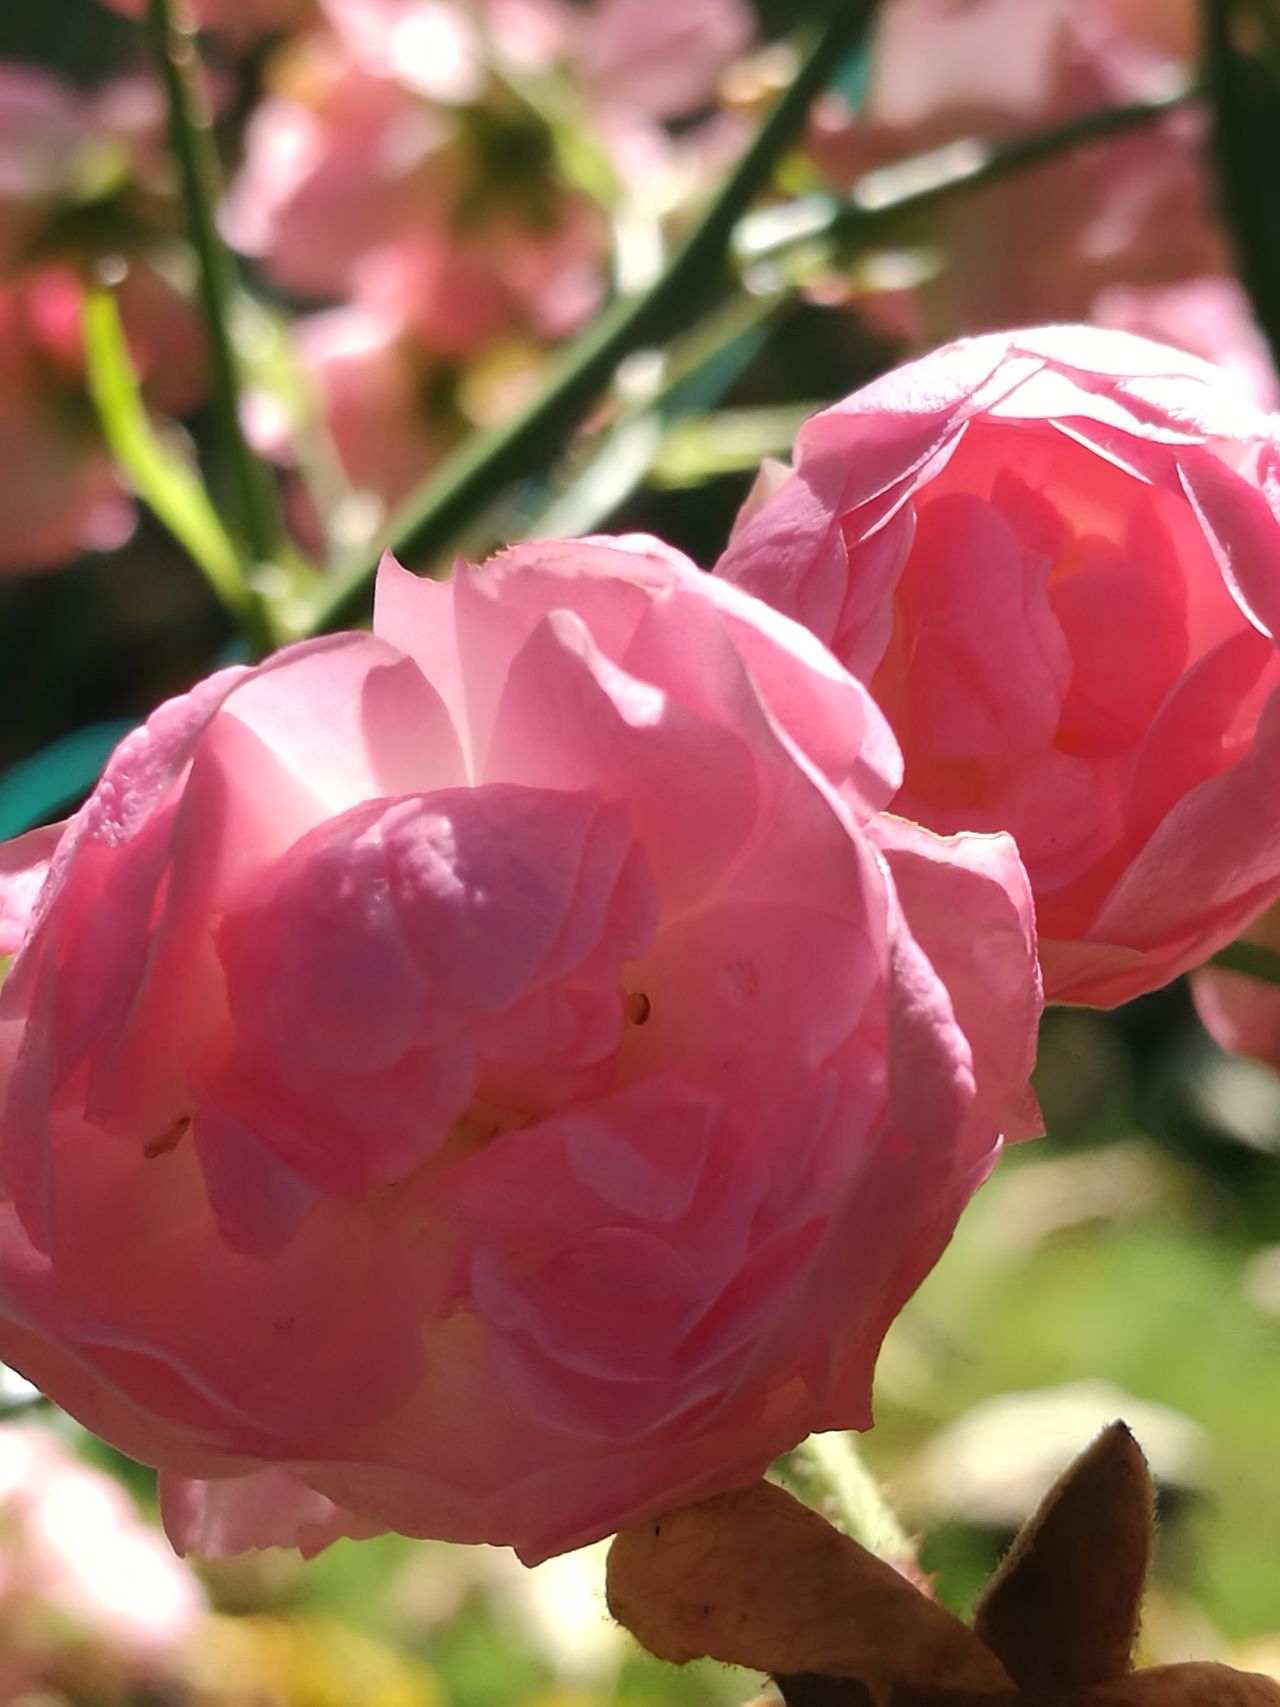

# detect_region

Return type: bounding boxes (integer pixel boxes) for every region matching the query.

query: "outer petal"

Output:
[1191,902,1280,1064]
[1067,693,1280,1005]
[160,1467,384,1558]
[0,821,66,956]
[869,815,1043,1143]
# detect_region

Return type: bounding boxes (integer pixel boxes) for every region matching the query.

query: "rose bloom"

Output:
[0,537,1039,1561]
[717,326,1280,1007]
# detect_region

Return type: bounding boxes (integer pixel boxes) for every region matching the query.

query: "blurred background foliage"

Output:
[6,0,1280,1702]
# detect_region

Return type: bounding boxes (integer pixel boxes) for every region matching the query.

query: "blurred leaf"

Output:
[82,285,253,618]
[0,719,133,839]
[1204,0,1280,372]
[1090,1662,1280,1704]
[905,1381,1205,1532]
[652,403,817,485]
[830,39,871,107]
[526,296,777,537]
[186,1613,440,1707]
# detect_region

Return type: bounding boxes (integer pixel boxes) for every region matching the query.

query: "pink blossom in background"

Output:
[245,302,453,551]
[808,0,1221,339]
[1191,905,1280,1067]
[318,0,507,100]
[0,67,181,264]
[0,67,97,272]
[319,0,753,118]
[1092,278,1280,413]
[0,64,208,571]
[0,254,208,574]
[574,0,754,121]
[222,0,754,364]
[352,199,605,354]
[0,271,134,572]
[0,1423,202,1694]
[0,537,1040,1562]
[221,37,609,351]
[717,326,1280,1007]
[1100,0,1197,62]
[221,47,454,301]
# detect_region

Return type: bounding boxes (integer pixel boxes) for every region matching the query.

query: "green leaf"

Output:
[652,403,818,487]
[0,719,135,840]
[523,295,778,538]
[82,285,254,615]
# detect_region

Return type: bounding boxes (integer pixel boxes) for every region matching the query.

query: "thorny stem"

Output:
[738,81,1201,264]
[778,1431,915,1564]
[145,0,282,647]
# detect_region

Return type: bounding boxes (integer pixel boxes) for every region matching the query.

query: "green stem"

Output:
[1208,939,1280,987]
[777,1431,914,1563]
[1201,0,1280,377]
[144,0,285,601]
[739,81,1201,264]
[526,289,783,538]
[308,0,883,633]
[83,284,264,636]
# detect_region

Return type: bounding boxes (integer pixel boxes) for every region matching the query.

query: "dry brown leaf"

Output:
[1086,1661,1280,1704]
[606,1480,1011,1697]
[772,1673,880,1707]
[973,1421,1152,1693]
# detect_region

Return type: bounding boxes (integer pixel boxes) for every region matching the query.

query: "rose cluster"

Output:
[2,323,1280,1561]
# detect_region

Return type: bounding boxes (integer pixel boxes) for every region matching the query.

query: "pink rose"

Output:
[716,326,1280,1007]
[0,537,1039,1561]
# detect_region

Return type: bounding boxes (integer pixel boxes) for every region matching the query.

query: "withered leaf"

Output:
[1086,1661,1280,1705]
[606,1480,1011,1697]
[972,1421,1152,1694]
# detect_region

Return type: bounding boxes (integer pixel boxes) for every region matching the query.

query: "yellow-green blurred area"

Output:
[7,988,1280,1707]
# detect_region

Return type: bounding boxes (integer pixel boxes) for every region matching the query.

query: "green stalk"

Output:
[308,0,883,633]
[777,1431,915,1563]
[83,285,267,642]
[144,0,285,602]
[740,82,1200,264]
[1202,0,1280,377]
